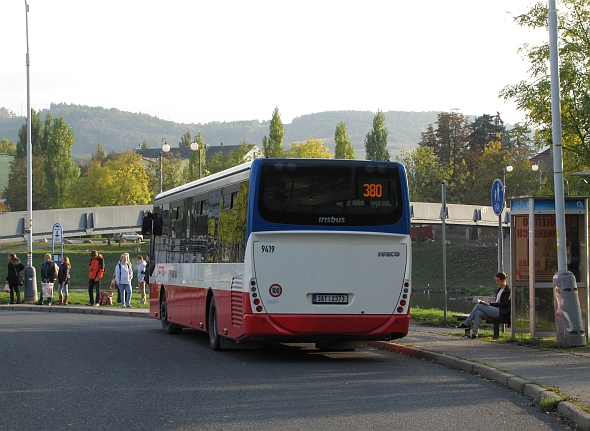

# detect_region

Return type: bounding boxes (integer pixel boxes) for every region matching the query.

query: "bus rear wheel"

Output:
[208,297,222,351]
[161,292,182,335]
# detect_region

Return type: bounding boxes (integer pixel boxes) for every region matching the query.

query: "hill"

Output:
[0,103,440,157]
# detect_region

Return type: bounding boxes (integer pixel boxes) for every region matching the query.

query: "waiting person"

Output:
[57,256,71,305]
[144,254,151,296]
[456,272,511,339]
[115,253,133,308]
[6,253,25,304]
[87,250,105,306]
[136,255,147,304]
[39,254,58,306]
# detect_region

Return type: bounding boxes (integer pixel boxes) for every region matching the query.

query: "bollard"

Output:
[23,265,38,303]
[553,271,586,347]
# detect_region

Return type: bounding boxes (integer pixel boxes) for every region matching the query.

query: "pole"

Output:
[548,0,567,271]
[442,183,448,320]
[23,0,37,302]
[159,152,163,194]
[198,147,202,180]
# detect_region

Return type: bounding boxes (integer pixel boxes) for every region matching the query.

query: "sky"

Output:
[1,0,547,126]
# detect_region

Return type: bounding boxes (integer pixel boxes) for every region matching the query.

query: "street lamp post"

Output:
[23,0,37,302]
[159,138,170,193]
[532,164,542,190]
[190,139,206,180]
[504,165,513,197]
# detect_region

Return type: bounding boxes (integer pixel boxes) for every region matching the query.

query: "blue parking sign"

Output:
[491,179,504,216]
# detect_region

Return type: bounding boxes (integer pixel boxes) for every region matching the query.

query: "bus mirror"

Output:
[141,213,153,235]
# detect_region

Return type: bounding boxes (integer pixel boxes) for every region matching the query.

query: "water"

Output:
[411,290,474,313]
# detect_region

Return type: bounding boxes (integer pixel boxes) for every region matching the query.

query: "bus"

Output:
[142,158,412,350]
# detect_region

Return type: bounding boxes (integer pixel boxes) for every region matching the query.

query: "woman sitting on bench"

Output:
[456,272,510,339]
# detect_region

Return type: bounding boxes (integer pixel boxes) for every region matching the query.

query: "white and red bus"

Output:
[142,158,412,350]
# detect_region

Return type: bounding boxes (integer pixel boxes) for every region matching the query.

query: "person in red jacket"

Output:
[87,250,105,306]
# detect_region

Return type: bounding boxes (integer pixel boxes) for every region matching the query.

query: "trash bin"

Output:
[23,265,38,303]
[553,271,586,347]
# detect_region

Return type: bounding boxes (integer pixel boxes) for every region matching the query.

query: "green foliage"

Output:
[141,140,149,149]
[500,0,590,169]
[286,139,332,158]
[15,109,43,159]
[44,117,80,208]
[0,137,16,155]
[183,131,207,182]
[264,107,285,158]
[207,142,252,175]
[364,110,390,161]
[179,131,192,148]
[92,142,107,164]
[334,121,355,159]
[4,155,47,211]
[397,146,448,202]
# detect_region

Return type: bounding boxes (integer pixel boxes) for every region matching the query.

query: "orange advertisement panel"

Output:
[513,215,557,283]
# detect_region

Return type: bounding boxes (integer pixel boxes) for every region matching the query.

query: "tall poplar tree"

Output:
[334,122,355,159]
[263,107,285,158]
[44,117,80,208]
[364,110,390,161]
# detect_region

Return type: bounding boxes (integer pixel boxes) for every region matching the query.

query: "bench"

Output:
[452,296,511,339]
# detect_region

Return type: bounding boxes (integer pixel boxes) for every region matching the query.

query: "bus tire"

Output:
[161,291,182,335]
[208,297,222,351]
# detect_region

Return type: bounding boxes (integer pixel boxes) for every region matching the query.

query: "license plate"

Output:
[312,294,348,304]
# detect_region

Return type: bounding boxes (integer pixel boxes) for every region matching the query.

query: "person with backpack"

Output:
[87,250,105,306]
[115,253,133,308]
[38,253,58,306]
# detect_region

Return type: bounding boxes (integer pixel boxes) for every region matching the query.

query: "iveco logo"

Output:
[378,252,400,257]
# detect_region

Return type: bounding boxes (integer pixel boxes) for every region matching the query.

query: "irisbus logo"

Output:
[378,251,400,257]
[318,216,346,223]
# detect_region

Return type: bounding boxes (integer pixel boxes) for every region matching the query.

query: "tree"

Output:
[469,142,539,205]
[364,110,390,161]
[0,137,16,155]
[141,140,149,149]
[183,131,207,182]
[263,107,285,157]
[334,122,355,159]
[4,155,48,211]
[207,142,252,175]
[397,146,447,202]
[92,142,107,164]
[15,109,43,159]
[418,111,472,203]
[144,151,184,197]
[78,151,151,206]
[44,117,80,208]
[286,139,332,159]
[179,131,192,149]
[500,0,590,169]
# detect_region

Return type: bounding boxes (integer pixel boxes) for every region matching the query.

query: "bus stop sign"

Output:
[491,179,504,216]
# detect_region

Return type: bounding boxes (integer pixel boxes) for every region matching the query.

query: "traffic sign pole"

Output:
[491,179,505,273]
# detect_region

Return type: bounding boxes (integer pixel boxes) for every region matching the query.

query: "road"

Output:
[0,312,573,431]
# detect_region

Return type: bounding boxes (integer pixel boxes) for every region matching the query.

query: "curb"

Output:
[370,341,590,431]
[0,303,151,319]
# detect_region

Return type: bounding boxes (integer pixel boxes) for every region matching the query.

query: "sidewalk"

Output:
[371,324,590,431]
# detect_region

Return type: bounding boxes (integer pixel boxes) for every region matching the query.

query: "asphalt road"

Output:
[0,312,574,431]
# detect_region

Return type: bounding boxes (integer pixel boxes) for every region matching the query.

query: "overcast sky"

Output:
[1,1,546,126]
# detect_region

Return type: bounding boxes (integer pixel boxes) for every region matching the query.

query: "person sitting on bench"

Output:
[456,272,510,339]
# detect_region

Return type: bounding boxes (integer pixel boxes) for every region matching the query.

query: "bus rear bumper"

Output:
[242,313,410,342]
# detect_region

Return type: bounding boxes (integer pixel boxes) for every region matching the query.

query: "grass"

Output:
[1,239,150,308]
[411,306,590,353]
[0,240,149,289]
[412,242,498,291]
